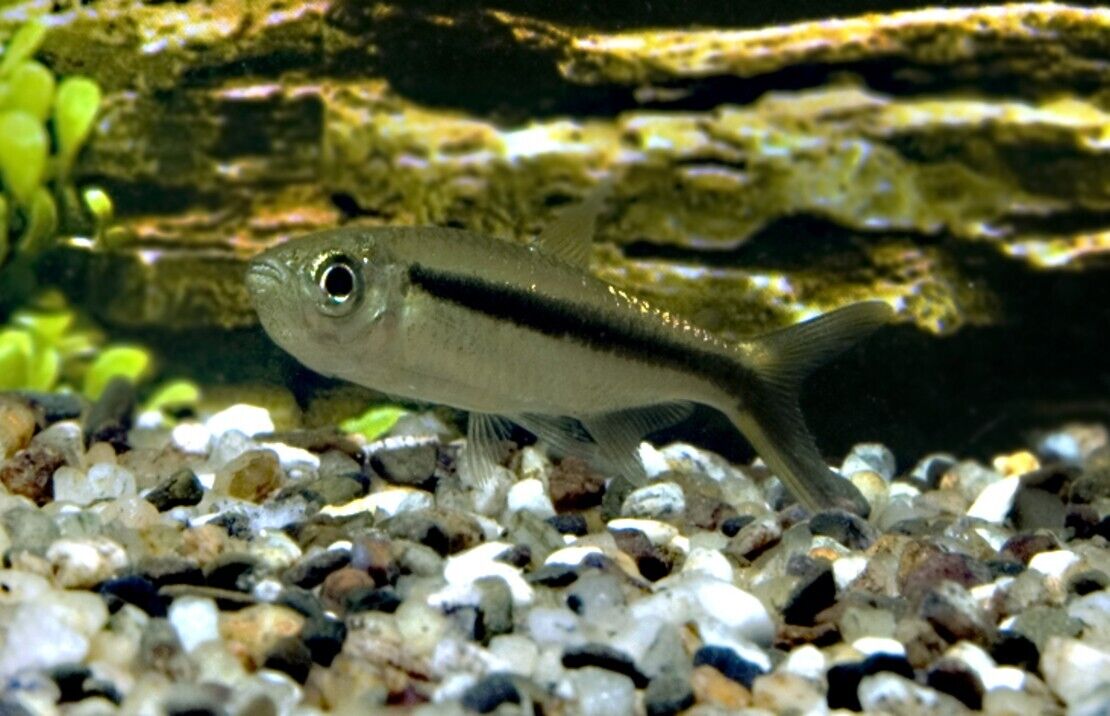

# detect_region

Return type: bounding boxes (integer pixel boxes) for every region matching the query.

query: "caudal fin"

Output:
[726,301,894,516]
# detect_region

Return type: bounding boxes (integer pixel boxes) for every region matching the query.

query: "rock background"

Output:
[0,0,1107,463]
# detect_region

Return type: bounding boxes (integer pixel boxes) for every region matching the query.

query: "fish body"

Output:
[247,201,890,515]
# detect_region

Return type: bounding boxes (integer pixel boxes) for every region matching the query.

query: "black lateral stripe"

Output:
[407,263,739,387]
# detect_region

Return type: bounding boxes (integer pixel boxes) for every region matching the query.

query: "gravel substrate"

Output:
[0,386,1108,715]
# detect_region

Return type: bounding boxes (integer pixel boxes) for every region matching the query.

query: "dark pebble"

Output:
[344,586,402,613]
[986,559,1026,578]
[562,643,649,688]
[208,512,253,540]
[525,564,579,587]
[0,445,64,505]
[989,631,1040,672]
[900,551,992,603]
[719,514,754,537]
[548,457,606,511]
[134,556,204,588]
[1011,487,1066,531]
[382,508,483,556]
[369,438,439,487]
[349,535,399,586]
[692,645,764,689]
[282,549,351,589]
[1019,465,1076,495]
[546,513,588,536]
[13,390,84,422]
[1065,504,1100,540]
[145,469,204,511]
[645,672,696,716]
[809,509,878,551]
[275,587,324,619]
[1000,533,1060,565]
[919,580,996,644]
[461,672,521,714]
[83,377,134,451]
[782,557,837,627]
[611,528,674,582]
[262,636,313,684]
[51,664,94,703]
[1068,569,1109,596]
[255,428,363,463]
[925,658,984,710]
[203,553,258,593]
[139,618,191,679]
[725,517,782,561]
[97,575,166,616]
[475,576,514,640]
[163,690,227,716]
[494,544,532,569]
[302,614,347,666]
[1070,447,1110,503]
[827,653,914,711]
[320,567,374,611]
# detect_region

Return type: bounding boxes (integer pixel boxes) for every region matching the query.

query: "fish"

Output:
[246,192,891,515]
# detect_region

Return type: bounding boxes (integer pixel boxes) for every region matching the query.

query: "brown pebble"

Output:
[220,604,305,666]
[691,664,752,709]
[181,524,229,564]
[350,535,399,586]
[0,444,64,505]
[213,449,285,503]
[321,566,375,612]
[0,399,37,459]
[549,457,606,511]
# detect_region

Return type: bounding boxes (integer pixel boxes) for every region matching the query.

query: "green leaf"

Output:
[0,110,47,205]
[26,345,58,391]
[143,379,200,413]
[53,75,100,168]
[340,405,408,441]
[16,186,57,255]
[0,328,32,390]
[6,60,54,121]
[0,21,47,79]
[83,345,151,399]
[13,308,73,344]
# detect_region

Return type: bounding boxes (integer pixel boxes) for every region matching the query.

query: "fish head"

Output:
[246,229,400,376]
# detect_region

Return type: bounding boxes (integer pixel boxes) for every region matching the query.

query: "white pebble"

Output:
[206,404,274,438]
[1028,549,1080,581]
[659,442,740,482]
[517,447,552,484]
[571,666,636,716]
[259,441,321,472]
[966,475,1020,523]
[859,673,952,712]
[441,542,533,607]
[488,634,540,677]
[1040,637,1110,708]
[545,546,603,567]
[171,422,212,454]
[781,644,826,681]
[52,464,137,505]
[621,481,685,520]
[833,555,868,590]
[632,575,774,647]
[607,518,679,546]
[638,443,670,478]
[853,637,906,657]
[841,443,896,481]
[320,488,434,518]
[46,537,128,589]
[681,548,733,582]
[506,478,556,518]
[168,596,220,652]
[0,602,92,678]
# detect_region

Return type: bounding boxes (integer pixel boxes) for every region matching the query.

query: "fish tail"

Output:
[722,301,894,516]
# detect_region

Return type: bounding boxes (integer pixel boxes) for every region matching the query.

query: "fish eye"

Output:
[315,255,362,315]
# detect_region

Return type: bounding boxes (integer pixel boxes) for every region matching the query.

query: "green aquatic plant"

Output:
[0,19,104,265]
[340,404,408,441]
[0,292,200,416]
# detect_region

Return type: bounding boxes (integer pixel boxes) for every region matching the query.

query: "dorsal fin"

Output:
[534,183,611,269]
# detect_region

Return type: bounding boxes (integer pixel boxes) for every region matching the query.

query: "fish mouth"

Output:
[245,258,287,298]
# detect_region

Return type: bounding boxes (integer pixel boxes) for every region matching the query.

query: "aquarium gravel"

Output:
[0,388,1108,716]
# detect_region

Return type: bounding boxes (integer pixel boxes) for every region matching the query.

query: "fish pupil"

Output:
[322,263,355,300]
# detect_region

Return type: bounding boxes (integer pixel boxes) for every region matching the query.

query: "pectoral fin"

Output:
[461,413,512,488]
